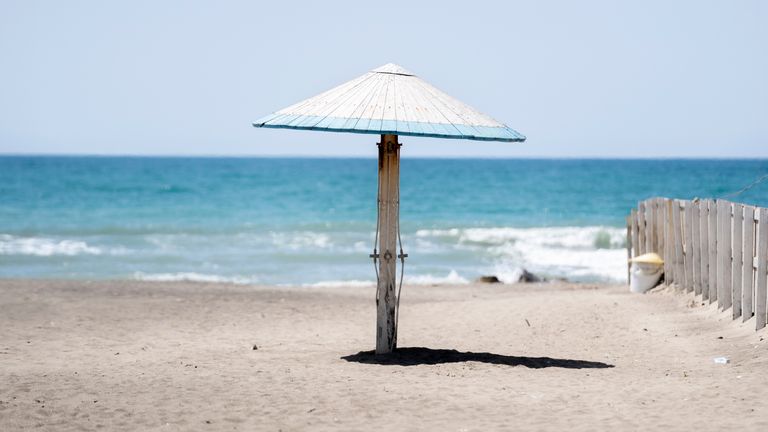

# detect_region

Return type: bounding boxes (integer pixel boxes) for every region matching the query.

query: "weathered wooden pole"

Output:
[375,134,400,354]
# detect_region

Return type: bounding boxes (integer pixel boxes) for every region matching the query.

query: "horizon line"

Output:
[1,153,767,161]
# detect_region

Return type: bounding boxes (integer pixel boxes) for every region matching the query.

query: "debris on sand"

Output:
[517,269,541,283]
[476,275,502,284]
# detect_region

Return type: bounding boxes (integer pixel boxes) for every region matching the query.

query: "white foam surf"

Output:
[414,226,627,282]
[0,234,102,256]
[132,272,259,285]
[305,270,469,288]
[405,270,469,285]
[270,231,332,250]
[303,279,375,288]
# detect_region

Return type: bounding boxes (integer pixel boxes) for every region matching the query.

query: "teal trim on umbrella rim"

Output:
[253,114,526,143]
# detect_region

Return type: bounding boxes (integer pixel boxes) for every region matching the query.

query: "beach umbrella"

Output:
[253,63,525,354]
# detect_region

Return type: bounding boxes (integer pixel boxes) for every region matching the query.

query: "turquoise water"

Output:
[1,157,766,284]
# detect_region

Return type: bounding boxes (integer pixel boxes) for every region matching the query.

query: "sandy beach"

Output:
[0,279,766,431]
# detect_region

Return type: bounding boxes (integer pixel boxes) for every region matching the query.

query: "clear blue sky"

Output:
[1,0,766,158]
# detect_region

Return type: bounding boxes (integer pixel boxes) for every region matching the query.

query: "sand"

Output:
[0,279,766,431]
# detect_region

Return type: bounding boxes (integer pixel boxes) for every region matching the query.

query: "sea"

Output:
[1,157,766,286]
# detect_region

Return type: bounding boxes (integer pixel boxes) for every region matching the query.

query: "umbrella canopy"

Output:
[253,63,525,142]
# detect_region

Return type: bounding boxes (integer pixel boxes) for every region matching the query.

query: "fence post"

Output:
[652,198,659,254]
[638,201,647,254]
[742,206,755,322]
[755,208,768,330]
[732,203,744,319]
[672,200,685,288]
[718,200,733,311]
[691,201,702,295]
[626,214,632,285]
[700,200,710,300]
[645,199,652,253]
[654,199,661,256]
[708,199,718,303]
[664,198,674,283]
[631,208,639,258]
[658,198,664,253]
[683,201,694,291]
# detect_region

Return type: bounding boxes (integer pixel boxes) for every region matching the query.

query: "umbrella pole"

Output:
[375,134,400,354]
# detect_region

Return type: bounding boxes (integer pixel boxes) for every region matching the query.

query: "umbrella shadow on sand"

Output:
[341,347,614,369]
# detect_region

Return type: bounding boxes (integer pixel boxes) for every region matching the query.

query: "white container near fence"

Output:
[629,253,664,293]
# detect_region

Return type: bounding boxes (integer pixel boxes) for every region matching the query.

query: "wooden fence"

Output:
[626,198,768,331]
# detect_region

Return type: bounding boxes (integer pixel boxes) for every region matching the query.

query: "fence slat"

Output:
[626,215,632,284]
[659,198,665,257]
[708,199,718,303]
[664,199,673,282]
[716,201,725,307]
[691,201,702,294]
[658,198,664,254]
[732,203,744,319]
[718,201,733,311]
[742,206,755,322]
[755,208,768,330]
[631,208,639,258]
[684,201,694,292]
[700,200,710,300]
[646,201,654,254]
[648,198,663,255]
[638,202,647,254]
[672,200,685,287]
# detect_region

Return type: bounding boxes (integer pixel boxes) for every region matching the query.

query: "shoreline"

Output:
[1,222,631,285]
[1,279,766,431]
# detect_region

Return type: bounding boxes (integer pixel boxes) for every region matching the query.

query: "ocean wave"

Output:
[414,226,627,282]
[0,234,103,256]
[489,247,626,283]
[270,231,333,250]
[303,279,375,288]
[132,272,258,284]
[406,270,469,285]
[415,226,626,250]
